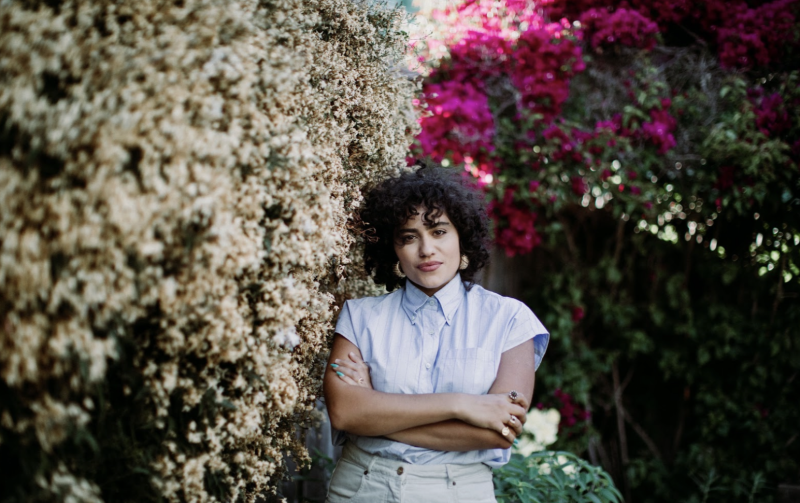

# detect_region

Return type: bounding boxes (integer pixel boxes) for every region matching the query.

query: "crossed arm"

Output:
[322,334,536,451]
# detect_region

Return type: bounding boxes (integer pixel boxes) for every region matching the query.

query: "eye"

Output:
[433,229,446,236]
[400,234,416,243]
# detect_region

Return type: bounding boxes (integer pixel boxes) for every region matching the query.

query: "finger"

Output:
[333,359,359,373]
[510,392,529,410]
[333,368,359,386]
[348,354,370,373]
[509,416,523,436]
[348,352,371,374]
[334,361,366,384]
[509,404,527,424]
[332,364,357,379]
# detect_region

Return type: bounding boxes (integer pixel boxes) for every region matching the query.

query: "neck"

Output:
[408,273,459,297]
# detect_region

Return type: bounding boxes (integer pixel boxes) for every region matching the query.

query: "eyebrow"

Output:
[396,221,452,233]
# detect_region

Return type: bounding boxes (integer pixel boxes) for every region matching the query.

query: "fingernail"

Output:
[336,371,344,377]
[330,364,339,368]
[513,439,519,446]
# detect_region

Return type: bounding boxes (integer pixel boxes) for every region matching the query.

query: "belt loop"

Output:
[365,455,377,476]
[445,464,457,489]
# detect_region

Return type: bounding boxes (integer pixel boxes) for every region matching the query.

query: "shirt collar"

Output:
[401,273,466,326]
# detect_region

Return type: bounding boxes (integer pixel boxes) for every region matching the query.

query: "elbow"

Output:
[327,405,350,432]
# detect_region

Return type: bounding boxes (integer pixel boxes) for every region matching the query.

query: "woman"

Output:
[323,166,549,503]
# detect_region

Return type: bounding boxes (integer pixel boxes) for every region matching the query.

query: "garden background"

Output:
[0,0,798,502]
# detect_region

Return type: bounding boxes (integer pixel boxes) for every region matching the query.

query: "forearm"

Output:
[385,419,512,451]
[325,383,466,437]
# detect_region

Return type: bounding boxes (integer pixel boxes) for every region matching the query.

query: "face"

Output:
[393,206,461,296]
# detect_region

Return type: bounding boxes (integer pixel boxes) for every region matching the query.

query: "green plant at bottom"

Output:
[495,451,624,503]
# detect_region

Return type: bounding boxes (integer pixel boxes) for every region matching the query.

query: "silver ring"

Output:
[508,390,518,401]
[509,415,516,423]
[358,378,364,384]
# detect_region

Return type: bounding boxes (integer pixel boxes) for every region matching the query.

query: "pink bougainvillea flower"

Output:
[579,8,660,51]
[489,189,542,256]
[571,176,589,195]
[512,26,585,121]
[417,80,496,166]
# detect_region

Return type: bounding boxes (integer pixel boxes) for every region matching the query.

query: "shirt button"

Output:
[397,467,404,475]
[425,363,431,369]
[428,331,434,335]
[428,300,435,306]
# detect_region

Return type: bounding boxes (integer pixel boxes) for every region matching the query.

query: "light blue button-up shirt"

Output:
[332,273,549,467]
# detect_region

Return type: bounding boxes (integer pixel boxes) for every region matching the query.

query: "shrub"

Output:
[494,451,623,503]
[410,0,800,501]
[0,0,417,501]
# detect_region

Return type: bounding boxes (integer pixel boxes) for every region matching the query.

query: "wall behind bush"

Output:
[0,0,417,501]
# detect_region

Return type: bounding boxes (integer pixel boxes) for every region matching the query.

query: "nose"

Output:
[418,234,435,257]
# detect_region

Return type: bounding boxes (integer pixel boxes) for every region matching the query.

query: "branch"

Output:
[612,361,632,503]
[772,254,786,325]
[673,386,689,458]
[611,218,626,269]
[622,407,663,460]
[557,214,579,261]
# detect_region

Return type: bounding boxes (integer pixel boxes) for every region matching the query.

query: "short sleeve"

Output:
[334,300,359,347]
[503,303,550,371]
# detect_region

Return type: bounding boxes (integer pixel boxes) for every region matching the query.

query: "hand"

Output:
[458,393,527,441]
[330,352,373,389]
[507,390,530,426]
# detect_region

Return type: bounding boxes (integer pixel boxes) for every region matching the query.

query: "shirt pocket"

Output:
[435,348,497,395]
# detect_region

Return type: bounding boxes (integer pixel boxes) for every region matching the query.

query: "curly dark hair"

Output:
[358,164,491,292]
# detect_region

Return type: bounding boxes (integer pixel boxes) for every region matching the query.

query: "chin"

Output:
[412,270,457,290]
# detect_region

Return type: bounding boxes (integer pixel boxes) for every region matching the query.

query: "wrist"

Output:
[449,393,468,421]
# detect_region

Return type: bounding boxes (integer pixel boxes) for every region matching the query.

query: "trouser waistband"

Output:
[340,441,493,481]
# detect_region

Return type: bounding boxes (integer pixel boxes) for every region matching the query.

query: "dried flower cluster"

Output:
[0,0,417,501]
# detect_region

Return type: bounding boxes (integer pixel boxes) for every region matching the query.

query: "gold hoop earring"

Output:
[393,261,406,278]
[459,255,469,270]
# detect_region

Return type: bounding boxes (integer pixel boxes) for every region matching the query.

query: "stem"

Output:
[771,254,786,325]
[622,407,662,460]
[612,361,632,503]
[673,386,689,459]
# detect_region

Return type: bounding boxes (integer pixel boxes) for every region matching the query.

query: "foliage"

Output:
[0,0,416,501]
[494,451,623,503]
[410,0,800,501]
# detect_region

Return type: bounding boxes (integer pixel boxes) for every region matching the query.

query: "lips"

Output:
[417,261,442,272]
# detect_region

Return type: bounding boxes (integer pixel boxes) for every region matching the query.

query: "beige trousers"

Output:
[326,442,497,503]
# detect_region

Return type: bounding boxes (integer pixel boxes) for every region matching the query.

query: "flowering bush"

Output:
[579,8,660,51]
[495,450,623,503]
[417,81,495,166]
[514,407,561,456]
[412,0,799,501]
[0,0,416,501]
